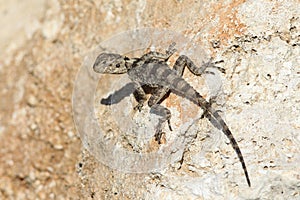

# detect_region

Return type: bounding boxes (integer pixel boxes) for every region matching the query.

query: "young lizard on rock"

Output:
[93,43,251,187]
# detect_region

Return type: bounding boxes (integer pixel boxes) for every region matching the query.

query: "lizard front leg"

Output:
[148,86,172,143]
[140,42,177,61]
[133,85,147,111]
[173,55,225,76]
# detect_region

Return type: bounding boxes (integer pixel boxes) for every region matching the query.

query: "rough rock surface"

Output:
[0,0,299,199]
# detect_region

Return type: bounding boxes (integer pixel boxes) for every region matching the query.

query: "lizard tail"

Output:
[212,111,251,187]
[198,98,251,187]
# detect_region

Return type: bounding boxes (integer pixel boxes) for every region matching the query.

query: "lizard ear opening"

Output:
[124,56,130,61]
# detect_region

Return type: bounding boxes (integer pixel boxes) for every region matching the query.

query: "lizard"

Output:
[93,43,251,187]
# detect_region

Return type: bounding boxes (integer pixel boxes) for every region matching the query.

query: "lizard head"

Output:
[93,53,128,74]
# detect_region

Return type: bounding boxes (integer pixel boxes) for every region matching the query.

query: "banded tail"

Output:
[198,97,251,187]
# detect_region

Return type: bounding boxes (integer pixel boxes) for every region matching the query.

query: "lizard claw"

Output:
[154,130,165,144]
[134,103,144,112]
[214,109,223,115]
[204,71,215,75]
[154,120,171,144]
[166,42,177,57]
[167,119,173,131]
[211,59,225,73]
[202,58,225,74]
[200,109,209,119]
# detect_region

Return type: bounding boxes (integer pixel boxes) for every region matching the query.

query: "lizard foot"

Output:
[200,109,209,119]
[154,130,166,144]
[166,42,177,57]
[133,103,144,112]
[202,58,225,74]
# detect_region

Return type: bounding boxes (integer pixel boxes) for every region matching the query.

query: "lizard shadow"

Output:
[100,82,222,131]
[100,82,137,105]
[100,82,172,106]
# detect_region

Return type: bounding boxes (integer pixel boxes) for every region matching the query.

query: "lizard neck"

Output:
[125,58,137,71]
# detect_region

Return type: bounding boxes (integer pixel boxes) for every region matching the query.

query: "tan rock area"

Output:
[0,0,299,199]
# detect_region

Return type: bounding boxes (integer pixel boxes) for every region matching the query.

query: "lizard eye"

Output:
[116,64,120,68]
